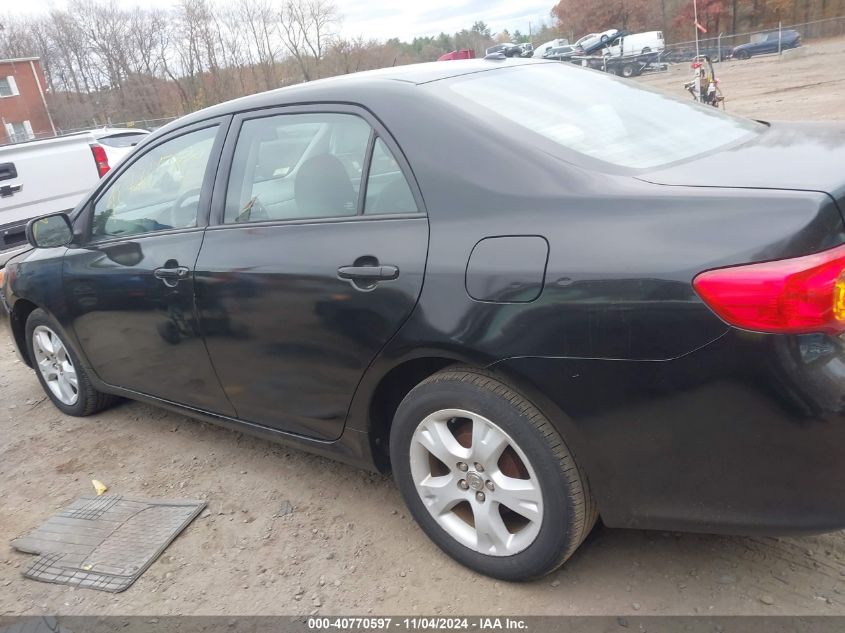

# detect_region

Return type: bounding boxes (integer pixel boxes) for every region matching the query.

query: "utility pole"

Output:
[694,0,701,59]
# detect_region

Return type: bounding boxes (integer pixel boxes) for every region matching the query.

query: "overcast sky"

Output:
[8,0,556,42]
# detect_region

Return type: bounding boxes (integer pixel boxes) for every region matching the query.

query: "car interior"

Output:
[88,113,419,242]
[225,113,417,223]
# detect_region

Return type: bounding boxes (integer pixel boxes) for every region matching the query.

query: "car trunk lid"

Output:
[637,121,845,208]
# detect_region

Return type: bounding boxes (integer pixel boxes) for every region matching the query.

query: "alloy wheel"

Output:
[409,408,543,556]
[31,325,79,406]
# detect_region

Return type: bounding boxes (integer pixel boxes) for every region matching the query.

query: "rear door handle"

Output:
[337,264,399,281]
[154,266,191,287]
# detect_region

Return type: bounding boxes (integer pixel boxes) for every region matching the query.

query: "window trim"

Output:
[209,103,427,229]
[356,130,377,216]
[0,76,19,98]
[77,116,231,246]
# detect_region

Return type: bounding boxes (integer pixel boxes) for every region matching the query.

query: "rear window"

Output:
[439,64,762,170]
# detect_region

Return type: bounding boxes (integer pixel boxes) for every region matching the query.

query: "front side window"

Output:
[439,64,762,170]
[90,126,218,241]
[225,113,371,223]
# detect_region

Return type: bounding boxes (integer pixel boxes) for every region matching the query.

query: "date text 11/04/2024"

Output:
[306,617,529,630]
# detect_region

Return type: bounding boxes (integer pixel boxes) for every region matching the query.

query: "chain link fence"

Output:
[661,14,845,63]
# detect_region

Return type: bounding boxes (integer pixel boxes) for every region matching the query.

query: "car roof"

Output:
[161,58,550,132]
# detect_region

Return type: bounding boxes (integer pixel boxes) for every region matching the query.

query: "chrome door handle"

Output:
[337,265,399,281]
[153,266,191,287]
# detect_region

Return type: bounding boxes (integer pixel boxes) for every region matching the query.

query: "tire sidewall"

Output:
[390,375,577,581]
[25,309,91,416]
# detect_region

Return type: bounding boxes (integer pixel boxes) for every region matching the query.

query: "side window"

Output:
[225,113,371,223]
[91,126,218,242]
[364,138,418,215]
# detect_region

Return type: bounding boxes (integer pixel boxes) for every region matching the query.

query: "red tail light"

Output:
[693,243,845,335]
[90,143,110,177]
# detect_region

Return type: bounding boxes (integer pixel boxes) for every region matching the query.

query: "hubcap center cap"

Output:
[465,471,485,491]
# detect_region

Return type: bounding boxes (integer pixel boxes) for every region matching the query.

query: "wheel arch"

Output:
[367,355,460,472]
[364,352,598,493]
[9,298,39,367]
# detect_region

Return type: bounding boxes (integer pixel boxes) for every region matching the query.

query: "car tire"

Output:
[389,367,597,581]
[621,63,637,78]
[25,308,117,417]
[736,50,751,60]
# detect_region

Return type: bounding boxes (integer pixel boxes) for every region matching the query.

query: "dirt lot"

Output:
[636,36,845,120]
[2,39,845,617]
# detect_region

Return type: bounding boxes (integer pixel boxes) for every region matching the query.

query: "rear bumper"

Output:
[493,330,845,536]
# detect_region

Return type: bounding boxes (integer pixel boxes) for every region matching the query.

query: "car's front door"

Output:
[63,118,236,415]
[194,107,428,440]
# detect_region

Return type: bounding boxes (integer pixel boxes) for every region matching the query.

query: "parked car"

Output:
[485,43,523,58]
[517,43,534,57]
[575,29,620,53]
[604,31,665,56]
[0,133,112,260]
[88,127,150,166]
[543,44,579,61]
[533,38,571,58]
[731,29,801,59]
[6,58,845,581]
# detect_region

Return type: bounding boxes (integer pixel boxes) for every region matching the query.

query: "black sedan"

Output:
[3,58,845,581]
[731,29,801,59]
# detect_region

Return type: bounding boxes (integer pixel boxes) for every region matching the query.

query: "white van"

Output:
[605,31,665,56]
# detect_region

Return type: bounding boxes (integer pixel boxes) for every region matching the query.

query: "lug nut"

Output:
[457,462,468,472]
[474,462,484,472]
[485,480,495,491]
[476,491,485,502]
[458,479,469,490]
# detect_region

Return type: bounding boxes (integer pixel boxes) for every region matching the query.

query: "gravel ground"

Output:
[636,36,845,120]
[2,39,845,616]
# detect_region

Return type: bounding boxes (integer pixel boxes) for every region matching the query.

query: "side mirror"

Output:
[26,213,74,249]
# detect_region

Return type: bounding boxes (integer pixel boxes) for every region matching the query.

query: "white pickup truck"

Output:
[0,133,110,264]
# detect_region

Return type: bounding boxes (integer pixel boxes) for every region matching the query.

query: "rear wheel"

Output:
[621,63,637,78]
[26,309,116,417]
[390,368,597,581]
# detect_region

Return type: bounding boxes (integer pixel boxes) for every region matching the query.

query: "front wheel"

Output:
[26,309,117,416]
[390,368,597,581]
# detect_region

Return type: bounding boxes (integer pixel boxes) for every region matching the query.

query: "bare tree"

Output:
[280,0,339,81]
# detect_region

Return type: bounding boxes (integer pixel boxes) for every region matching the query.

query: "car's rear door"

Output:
[761,32,780,53]
[194,105,428,441]
[63,117,236,415]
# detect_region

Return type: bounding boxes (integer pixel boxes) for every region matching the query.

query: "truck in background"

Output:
[437,49,476,61]
[0,133,111,264]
